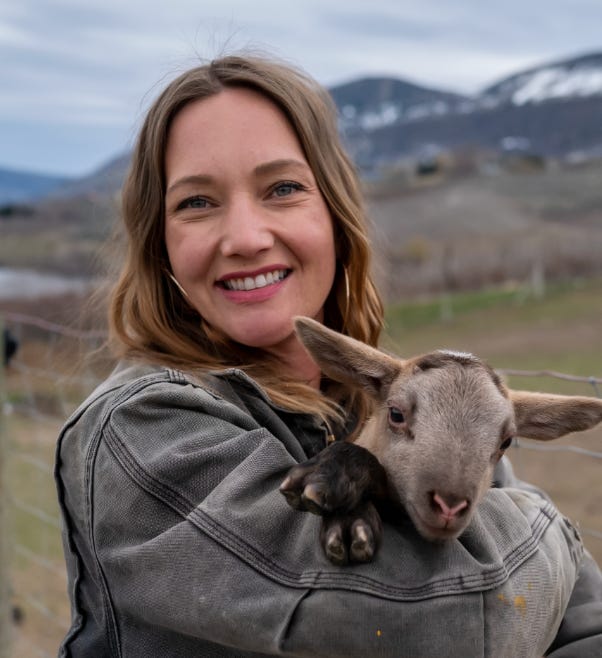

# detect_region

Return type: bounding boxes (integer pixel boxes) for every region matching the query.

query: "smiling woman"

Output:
[53,54,602,658]
[108,55,381,419]
[163,87,336,367]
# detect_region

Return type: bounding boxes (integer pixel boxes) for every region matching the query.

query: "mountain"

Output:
[479,51,602,107]
[0,153,130,206]
[330,77,468,131]
[0,167,71,205]
[50,151,131,199]
[332,51,602,170]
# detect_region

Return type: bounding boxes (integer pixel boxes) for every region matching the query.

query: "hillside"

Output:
[365,161,602,299]
[50,151,131,199]
[0,193,117,276]
[1,158,601,303]
[0,167,71,204]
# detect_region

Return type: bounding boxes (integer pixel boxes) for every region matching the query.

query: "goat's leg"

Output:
[320,500,383,565]
[279,441,388,514]
[280,442,387,564]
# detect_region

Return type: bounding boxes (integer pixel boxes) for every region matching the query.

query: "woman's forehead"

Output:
[164,87,308,180]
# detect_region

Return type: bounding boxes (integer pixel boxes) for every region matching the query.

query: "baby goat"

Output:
[280,317,602,565]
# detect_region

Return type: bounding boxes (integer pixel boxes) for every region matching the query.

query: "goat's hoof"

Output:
[301,483,329,515]
[324,525,348,565]
[350,520,375,563]
[279,483,304,510]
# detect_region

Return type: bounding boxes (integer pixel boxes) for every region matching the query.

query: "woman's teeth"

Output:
[222,269,289,291]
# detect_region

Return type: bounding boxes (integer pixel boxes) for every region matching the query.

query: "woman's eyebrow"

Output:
[166,174,214,197]
[253,158,311,177]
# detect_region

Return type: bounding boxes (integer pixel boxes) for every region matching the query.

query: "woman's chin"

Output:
[231,325,297,352]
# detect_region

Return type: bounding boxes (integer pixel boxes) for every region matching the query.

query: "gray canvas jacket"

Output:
[55,361,602,657]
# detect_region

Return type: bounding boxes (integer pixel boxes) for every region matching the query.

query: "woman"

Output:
[55,54,601,657]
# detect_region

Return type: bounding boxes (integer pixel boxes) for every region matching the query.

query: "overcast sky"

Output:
[2,0,602,177]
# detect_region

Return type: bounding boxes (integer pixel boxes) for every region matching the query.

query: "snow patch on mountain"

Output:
[511,66,602,104]
[335,53,602,134]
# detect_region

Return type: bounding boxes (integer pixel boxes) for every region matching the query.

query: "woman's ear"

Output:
[509,390,602,440]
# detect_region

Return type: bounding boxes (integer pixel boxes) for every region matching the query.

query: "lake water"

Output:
[0,267,92,300]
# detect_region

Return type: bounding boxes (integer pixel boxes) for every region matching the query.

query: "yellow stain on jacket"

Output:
[514,595,527,616]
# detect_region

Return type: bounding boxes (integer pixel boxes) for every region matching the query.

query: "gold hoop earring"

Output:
[342,266,350,331]
[166,270,191,301]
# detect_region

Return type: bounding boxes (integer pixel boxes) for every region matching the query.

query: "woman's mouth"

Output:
[219,269,290,291]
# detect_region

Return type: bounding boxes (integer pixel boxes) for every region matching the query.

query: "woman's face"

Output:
[164,87,336,359]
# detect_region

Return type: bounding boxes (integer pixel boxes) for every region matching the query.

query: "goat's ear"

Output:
[293,316,403,399]
[510,390,602,440]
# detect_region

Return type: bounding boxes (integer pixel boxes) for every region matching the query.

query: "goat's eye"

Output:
[500,436,514,451]
[388,407,405,425]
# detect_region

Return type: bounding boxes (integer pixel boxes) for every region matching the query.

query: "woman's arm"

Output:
[494,457,602,657]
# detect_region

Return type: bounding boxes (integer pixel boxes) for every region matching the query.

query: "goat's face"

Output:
[360,352,515,540]
[294,316,602,542]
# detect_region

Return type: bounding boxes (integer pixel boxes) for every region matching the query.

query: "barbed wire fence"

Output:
[0,312,601,657]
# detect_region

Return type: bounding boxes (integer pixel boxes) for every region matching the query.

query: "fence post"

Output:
[0,317,12,657]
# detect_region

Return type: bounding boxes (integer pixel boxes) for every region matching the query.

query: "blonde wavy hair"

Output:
[109,54,384,428]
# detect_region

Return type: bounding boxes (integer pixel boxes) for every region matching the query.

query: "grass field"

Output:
[2,278,602,655]
[4,397,73,655]
[385,278,602,381]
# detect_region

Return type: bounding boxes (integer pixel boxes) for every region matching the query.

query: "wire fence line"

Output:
[500,364,602,460]
[1,312,106,658]
[0,312,601,656]
[500,368,602,397]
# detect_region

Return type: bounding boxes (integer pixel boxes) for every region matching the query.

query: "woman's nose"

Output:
[219,198,275,258]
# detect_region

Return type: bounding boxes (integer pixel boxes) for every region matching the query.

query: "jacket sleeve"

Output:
[494,456,602,657]
[58,375,586,658]
[545,551,602,657]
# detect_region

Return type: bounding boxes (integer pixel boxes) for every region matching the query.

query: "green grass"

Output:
[385,286,523,331]
[383,277,602,394]
[385,279,592,332]
[6,415,65,565]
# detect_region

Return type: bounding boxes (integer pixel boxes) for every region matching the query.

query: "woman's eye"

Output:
[176,196,210,211]
[388,407,405,425]
[272,181,304,198]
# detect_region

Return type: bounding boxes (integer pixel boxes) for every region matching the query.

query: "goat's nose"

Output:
[431,491,469,521]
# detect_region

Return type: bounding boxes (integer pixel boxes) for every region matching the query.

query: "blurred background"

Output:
[1,1,602,655]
